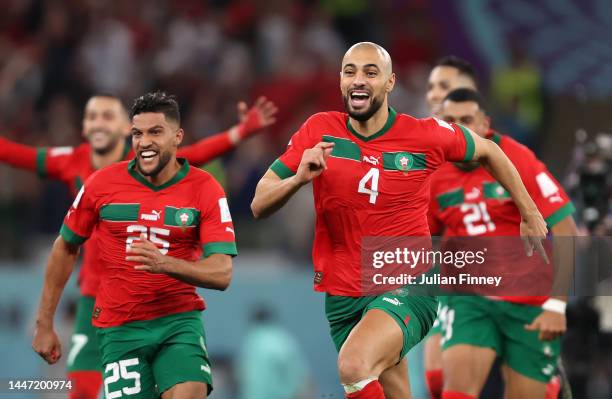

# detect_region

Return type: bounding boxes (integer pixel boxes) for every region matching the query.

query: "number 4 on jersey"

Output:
[358,168,379,204]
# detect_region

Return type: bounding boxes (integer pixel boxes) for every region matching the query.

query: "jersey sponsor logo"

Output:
[141,210,162,221]
[465,187,481,200]
[219,198,232,223]
[382,297,403,306]
[362,155,380,166]
[49,146,74,157]
[434,117,455,132]
[394,152,413,171]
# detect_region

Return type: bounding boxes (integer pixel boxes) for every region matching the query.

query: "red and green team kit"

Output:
[2,107,573,390]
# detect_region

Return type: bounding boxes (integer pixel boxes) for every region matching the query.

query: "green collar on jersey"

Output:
[127,157,190,191]
[346,106,397,142]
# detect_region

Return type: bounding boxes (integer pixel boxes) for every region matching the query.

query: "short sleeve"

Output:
[199,178,238,257]
[429,118,476,163]
[60,182,98,245]
[509,143,575,227]
[40,146,75,180]
[269,117,317,179]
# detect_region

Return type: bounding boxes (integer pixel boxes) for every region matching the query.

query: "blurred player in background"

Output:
[33,91,237,398]
[1,93,276,398]
[429,88,578,399]
[422,55,478,399]
[251,42,549,399]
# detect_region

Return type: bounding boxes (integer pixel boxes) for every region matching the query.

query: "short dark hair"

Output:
[435,55,477,86]
[130,91,180,124]
[444,88,488,114]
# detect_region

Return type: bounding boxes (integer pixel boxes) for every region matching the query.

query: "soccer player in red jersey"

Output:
[5,93,275,398]
[251,42,549,399]
[422,56,479,399]
[32,91,237,398]
[429,88,577,399]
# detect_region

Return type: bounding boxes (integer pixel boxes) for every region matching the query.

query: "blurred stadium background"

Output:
[0,0,610,398]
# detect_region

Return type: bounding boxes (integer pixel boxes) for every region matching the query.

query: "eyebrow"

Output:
[131,124,164,132]
[343,63,380,70]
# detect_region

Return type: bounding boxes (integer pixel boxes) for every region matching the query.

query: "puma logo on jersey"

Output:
[434,117,455,132]
[201,364,211,375]
[363,155,380,166]
[382,297,402,306]
[141,210,162,221]
[225,227,235,235]
[465,187,481,200]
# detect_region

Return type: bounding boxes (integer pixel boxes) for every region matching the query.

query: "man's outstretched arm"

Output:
[178,97,278,166]
[32,236,80,364]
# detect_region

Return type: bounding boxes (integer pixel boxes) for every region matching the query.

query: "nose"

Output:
[352,70,367,86]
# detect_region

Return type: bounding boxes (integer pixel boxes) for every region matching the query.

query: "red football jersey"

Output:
[60,159,237,327]
[25,136,234,297]
[428,131,575,305]
[270,108,475,296]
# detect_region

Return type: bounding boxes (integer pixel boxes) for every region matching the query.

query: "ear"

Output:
[483,116,491,131]
[175,128,184,146]
[386,72,396,93]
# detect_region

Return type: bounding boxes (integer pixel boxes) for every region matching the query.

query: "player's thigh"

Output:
[440,296,501,395]
[67,295,102,372]
[98,325,157,399]
[423,297,448,370]
[497,301,561,386]
[503,365,547,399]
[338,294,437,381]
[152,312,213,396]
[379,357,411,399]
[161,381,207,399]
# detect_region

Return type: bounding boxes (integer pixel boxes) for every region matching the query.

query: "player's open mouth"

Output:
[139,150,158,163]
[349,90,370,108]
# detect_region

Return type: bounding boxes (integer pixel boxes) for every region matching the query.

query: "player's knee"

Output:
[337,353,373,384]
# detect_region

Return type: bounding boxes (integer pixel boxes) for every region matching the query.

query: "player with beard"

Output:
[1,94,275,398]
[33,91,237,398]
[251,42,549,399]
[423,56,478,399]
[429,88,576,399]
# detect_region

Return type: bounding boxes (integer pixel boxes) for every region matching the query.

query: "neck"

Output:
[141,156,181,186]
[92,140,127,170]
[349,101,389,137]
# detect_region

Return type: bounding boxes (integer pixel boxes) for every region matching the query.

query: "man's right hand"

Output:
[32,325,62,364]
[295,142,334,184]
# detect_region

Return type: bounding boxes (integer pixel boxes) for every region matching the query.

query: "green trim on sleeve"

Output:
[270,159,295,179]
[203,242,238,257]
[60,223,87,246]
[457,124,476,161]
[545,202,576,227]
[36,148,48,178]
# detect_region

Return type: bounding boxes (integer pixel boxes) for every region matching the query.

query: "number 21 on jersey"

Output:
[358,168,379,204]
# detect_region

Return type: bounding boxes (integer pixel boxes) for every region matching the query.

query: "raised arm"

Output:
[32,236,80,364]
[469,132,549,257]
[177,97,277,166]
[251,142,334,218]
[0,136,73,180]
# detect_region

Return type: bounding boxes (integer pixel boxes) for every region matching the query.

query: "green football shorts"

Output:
[66,295,102,373]
[97,311,212,397]
[439,296,560,383]
[325,291,438,359]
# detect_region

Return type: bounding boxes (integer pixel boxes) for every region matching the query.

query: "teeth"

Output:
[141,151,157,158]
[351,92,369,99]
